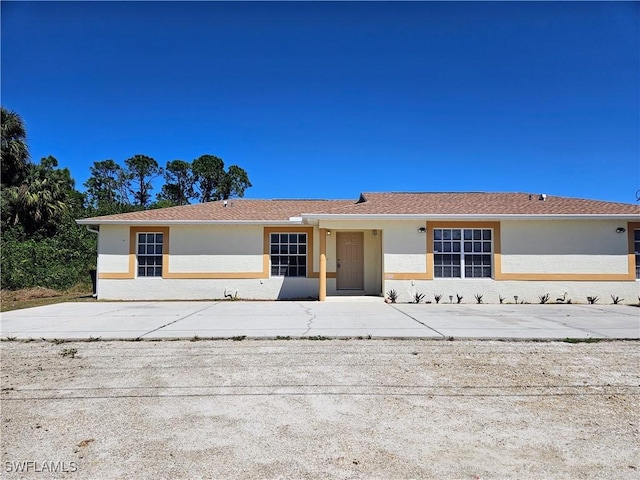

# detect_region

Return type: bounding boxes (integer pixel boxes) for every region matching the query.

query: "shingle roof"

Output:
[79,199,356,222]
[323,192,640,216]
[78,192,640,223]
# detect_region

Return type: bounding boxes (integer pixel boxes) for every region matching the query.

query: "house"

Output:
[77,192,640,303]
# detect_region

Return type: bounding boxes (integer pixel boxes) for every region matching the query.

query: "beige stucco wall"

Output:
[169,225,263,273]
[98,278,319,301]
[319,220,426,275]
[384,279,639,305]
[383,223,427,273]
[500,220,629,274]
[97,225,131,274]
[95,219,636,302]
[383,218,637,303]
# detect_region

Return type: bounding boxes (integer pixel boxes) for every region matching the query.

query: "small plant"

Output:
[308,335,329,341]
[231,335,246,341]
[190,335,201,342]
[434,294,442,304]
[59,348,78,359]
[275,336,291,340]
[51,338,66,345]
[413,292,425,304]
[538,293,550,304]
[456,294,463,304]
[587,296,599,304]
[499,295,505,304]
[86,336,101,342]
[610,295,624,305]
[474,294,483,304]
[386,289,399,303]
[2,336,17,342]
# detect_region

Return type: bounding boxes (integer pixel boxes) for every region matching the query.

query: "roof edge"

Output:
[75,219,305,226]
[300,213,640,221]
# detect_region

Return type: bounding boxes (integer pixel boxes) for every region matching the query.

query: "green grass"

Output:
[562,337,603,344]
[1,286,94,312]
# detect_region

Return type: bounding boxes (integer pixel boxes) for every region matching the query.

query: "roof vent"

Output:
[539,194,547,201]
[223,200,228,207]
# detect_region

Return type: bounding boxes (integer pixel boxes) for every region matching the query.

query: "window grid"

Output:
[433,228,492,278]
[635,229,640,279]
[270,233,307,277]
[137,233,163,277]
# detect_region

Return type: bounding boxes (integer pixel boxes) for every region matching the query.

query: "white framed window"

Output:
[635,229,640,279]
[270,233,307,277]
[433,228,492,278]
[137,232,163,277]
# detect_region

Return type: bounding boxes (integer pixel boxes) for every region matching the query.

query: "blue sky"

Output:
[2,1,638,203]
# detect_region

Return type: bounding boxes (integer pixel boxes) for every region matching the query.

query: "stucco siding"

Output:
[384,279,639,305]
[317,220,426,275]
[94,218,637,301]
[383,223,427,273]
[502,255,627,274]
[169,225,263,273]
[98,278,318,301]
[97,225,130,273]
[364,231,382,294]
[501,220,629,274]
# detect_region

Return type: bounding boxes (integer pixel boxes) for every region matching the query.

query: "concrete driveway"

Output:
[1,299,638,340]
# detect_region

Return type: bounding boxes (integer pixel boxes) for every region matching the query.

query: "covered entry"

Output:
[318,228,382,300]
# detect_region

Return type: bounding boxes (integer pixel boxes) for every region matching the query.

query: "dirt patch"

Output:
[1,340,638,479]
[2,287,62,303]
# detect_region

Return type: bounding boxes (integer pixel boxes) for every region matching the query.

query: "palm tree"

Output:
[6,156,71,233]
[1,107,30,186]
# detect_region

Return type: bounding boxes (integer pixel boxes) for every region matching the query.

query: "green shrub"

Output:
[1,220,96,290]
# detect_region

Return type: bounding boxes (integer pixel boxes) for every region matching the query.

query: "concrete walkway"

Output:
[1,300,638,340]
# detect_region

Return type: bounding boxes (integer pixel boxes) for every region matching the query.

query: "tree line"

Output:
[1,106,252,290]
[85,154,251,215]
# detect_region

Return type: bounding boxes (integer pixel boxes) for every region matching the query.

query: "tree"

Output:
[1,107,30,186]
[125,154,162,207]
[84,159,131,213]
[4,156,78,234]
[192,154,252,202]
[158,159,195,206]
[192,154,224,203]
[217,164,252,200]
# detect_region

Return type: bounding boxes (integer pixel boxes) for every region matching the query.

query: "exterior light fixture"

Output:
[326,230,331,235]
[616,227,626,233]
[417,227,426,233]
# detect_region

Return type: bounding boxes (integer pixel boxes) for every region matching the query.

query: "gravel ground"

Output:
[1,339,639,479]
